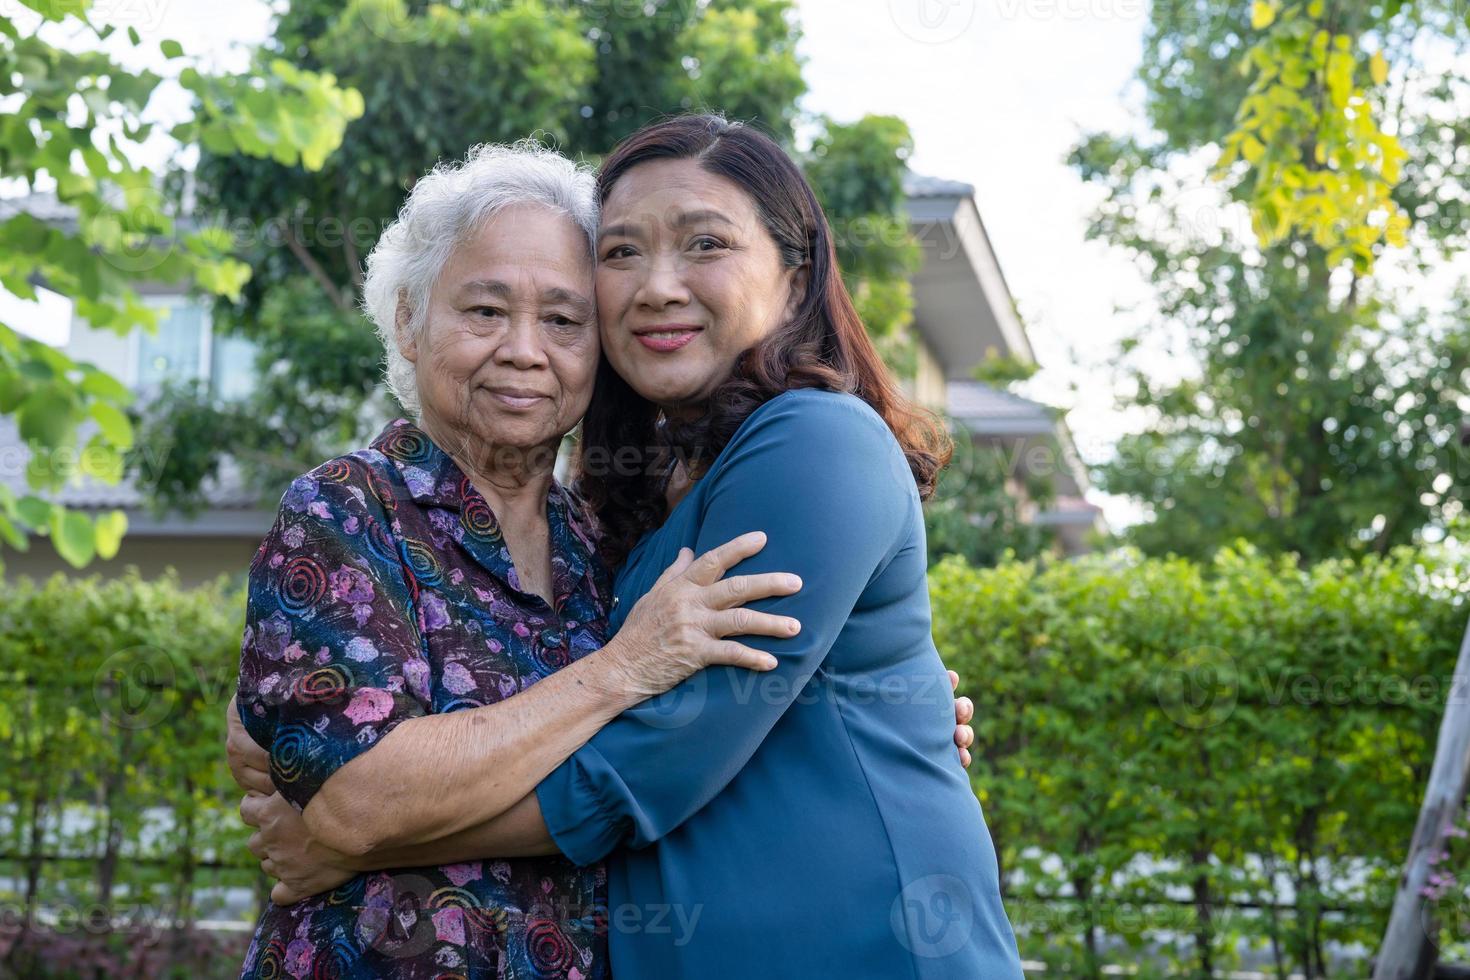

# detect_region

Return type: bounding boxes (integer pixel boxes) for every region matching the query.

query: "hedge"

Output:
[931,542,1470,976]
[0,571,254,978]
[3,542,1468,977]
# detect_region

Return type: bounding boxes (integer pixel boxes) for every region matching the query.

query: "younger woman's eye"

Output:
[602,244,635,261]
[691,236,724,252]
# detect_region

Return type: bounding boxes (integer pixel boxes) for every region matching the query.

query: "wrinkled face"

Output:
[398,203,597,468]
[595,157,806,411]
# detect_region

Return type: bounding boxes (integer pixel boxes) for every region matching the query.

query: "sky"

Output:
[0,0,1264,528]
[793,0,1155,525]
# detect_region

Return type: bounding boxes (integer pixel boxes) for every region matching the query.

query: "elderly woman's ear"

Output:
[394,292,419,364]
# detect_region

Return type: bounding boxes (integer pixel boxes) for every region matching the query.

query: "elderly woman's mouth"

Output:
[483,386,551,409]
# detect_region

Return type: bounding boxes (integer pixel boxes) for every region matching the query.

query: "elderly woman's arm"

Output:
[299,529,801,856]
[237,455,804,858]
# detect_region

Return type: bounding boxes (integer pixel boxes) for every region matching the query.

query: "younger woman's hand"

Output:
[239,792,357,906]
[226,694,274,796]
[608,530,803,699]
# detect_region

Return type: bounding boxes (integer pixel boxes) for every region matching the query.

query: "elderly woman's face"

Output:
[595,158,804,410]
[400,204,597,463]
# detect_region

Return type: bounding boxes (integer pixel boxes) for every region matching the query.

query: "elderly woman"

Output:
[230,140,985,979]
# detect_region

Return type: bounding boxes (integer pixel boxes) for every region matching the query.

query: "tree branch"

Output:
[283,219,351,311]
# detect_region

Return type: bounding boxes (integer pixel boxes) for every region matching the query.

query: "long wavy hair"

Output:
[576,114,951,568]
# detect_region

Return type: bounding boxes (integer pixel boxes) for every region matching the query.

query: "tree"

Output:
[138,0,929,513]
[1073,0,1470,563]
[0,0,363,571]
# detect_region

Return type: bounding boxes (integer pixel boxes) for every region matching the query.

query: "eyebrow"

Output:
[457,279,594,318]
[597,208,736,244]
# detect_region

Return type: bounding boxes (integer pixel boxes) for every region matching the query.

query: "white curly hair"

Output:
[361,140,600,419]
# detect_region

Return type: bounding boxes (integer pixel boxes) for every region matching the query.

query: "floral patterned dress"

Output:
[236,419,610,980]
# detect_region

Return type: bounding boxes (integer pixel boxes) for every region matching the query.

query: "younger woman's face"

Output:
[594,158,805,412]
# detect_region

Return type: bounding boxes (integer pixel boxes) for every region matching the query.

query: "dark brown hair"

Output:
[576,114,951,568]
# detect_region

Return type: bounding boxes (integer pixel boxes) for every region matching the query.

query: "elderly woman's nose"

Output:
[496,315,550,368]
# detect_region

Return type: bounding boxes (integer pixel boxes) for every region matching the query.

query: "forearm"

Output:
[304,637,641,853]
[342,792,558,870]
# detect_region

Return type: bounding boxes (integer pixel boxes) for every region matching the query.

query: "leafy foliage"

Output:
[1072,0,1470,562]
[0,571,256,977]
[1220,0,1411,273]
[0,0,362,570]
[931,542,1468,975]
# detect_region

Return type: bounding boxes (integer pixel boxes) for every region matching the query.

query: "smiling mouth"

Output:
[633,326,702,352]
[484,388,548,409]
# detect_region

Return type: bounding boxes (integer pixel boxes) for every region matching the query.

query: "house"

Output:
[0,176,1102,583]
[902,173,1103,555]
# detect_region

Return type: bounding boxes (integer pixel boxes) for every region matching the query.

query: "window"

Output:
[126,295,257,400]
[133,296,208,389]
[210,333,257,401]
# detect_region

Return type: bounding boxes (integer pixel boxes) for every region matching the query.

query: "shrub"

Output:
[930,542,1468,976]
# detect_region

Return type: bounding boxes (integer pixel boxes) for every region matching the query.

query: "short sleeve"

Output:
[235,459,430,810]
[536,390,915,864]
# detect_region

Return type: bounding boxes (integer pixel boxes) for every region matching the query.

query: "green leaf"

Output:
[79,369,133,404]
[159,39,185,59]
[88,401,134,450]
[17,387,80,447]
[78,436,124,483]
[93,510,126,560]
[0,512,28,552]
[15,496,52,530]
[49,508,95,568]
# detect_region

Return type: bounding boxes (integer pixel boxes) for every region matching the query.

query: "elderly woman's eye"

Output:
[602,244,635,261]
[470,306,505,318]
[548,315,581,327]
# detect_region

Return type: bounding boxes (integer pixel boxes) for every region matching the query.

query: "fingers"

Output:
[959,746,972,769]
[954,723,975,750]
[238,767,275,797]
[226,699,275,795]
[653,547,696,588]
[948,669,959,691]
[229,743,274,796]
[239,793,265,828]
[684,531,767,587]
[240,735,271,773]
[705,641,779,672]
[710,572,802,609]
[711,607,801,641]
[270,880,299,907]
[247,830,267,860]
[954,696,974,725]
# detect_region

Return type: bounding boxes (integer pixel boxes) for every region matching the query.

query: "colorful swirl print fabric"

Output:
[236,419,611,980]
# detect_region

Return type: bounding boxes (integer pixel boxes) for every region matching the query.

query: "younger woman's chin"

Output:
[620,372,718,412]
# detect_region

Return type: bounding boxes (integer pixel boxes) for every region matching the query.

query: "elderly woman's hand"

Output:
[950,669,975,769]
[240,792,358,906]
[607,530,803,699]
[226,694,274,796]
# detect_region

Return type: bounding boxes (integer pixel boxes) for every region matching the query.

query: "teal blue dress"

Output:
[536,389,1025,979]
